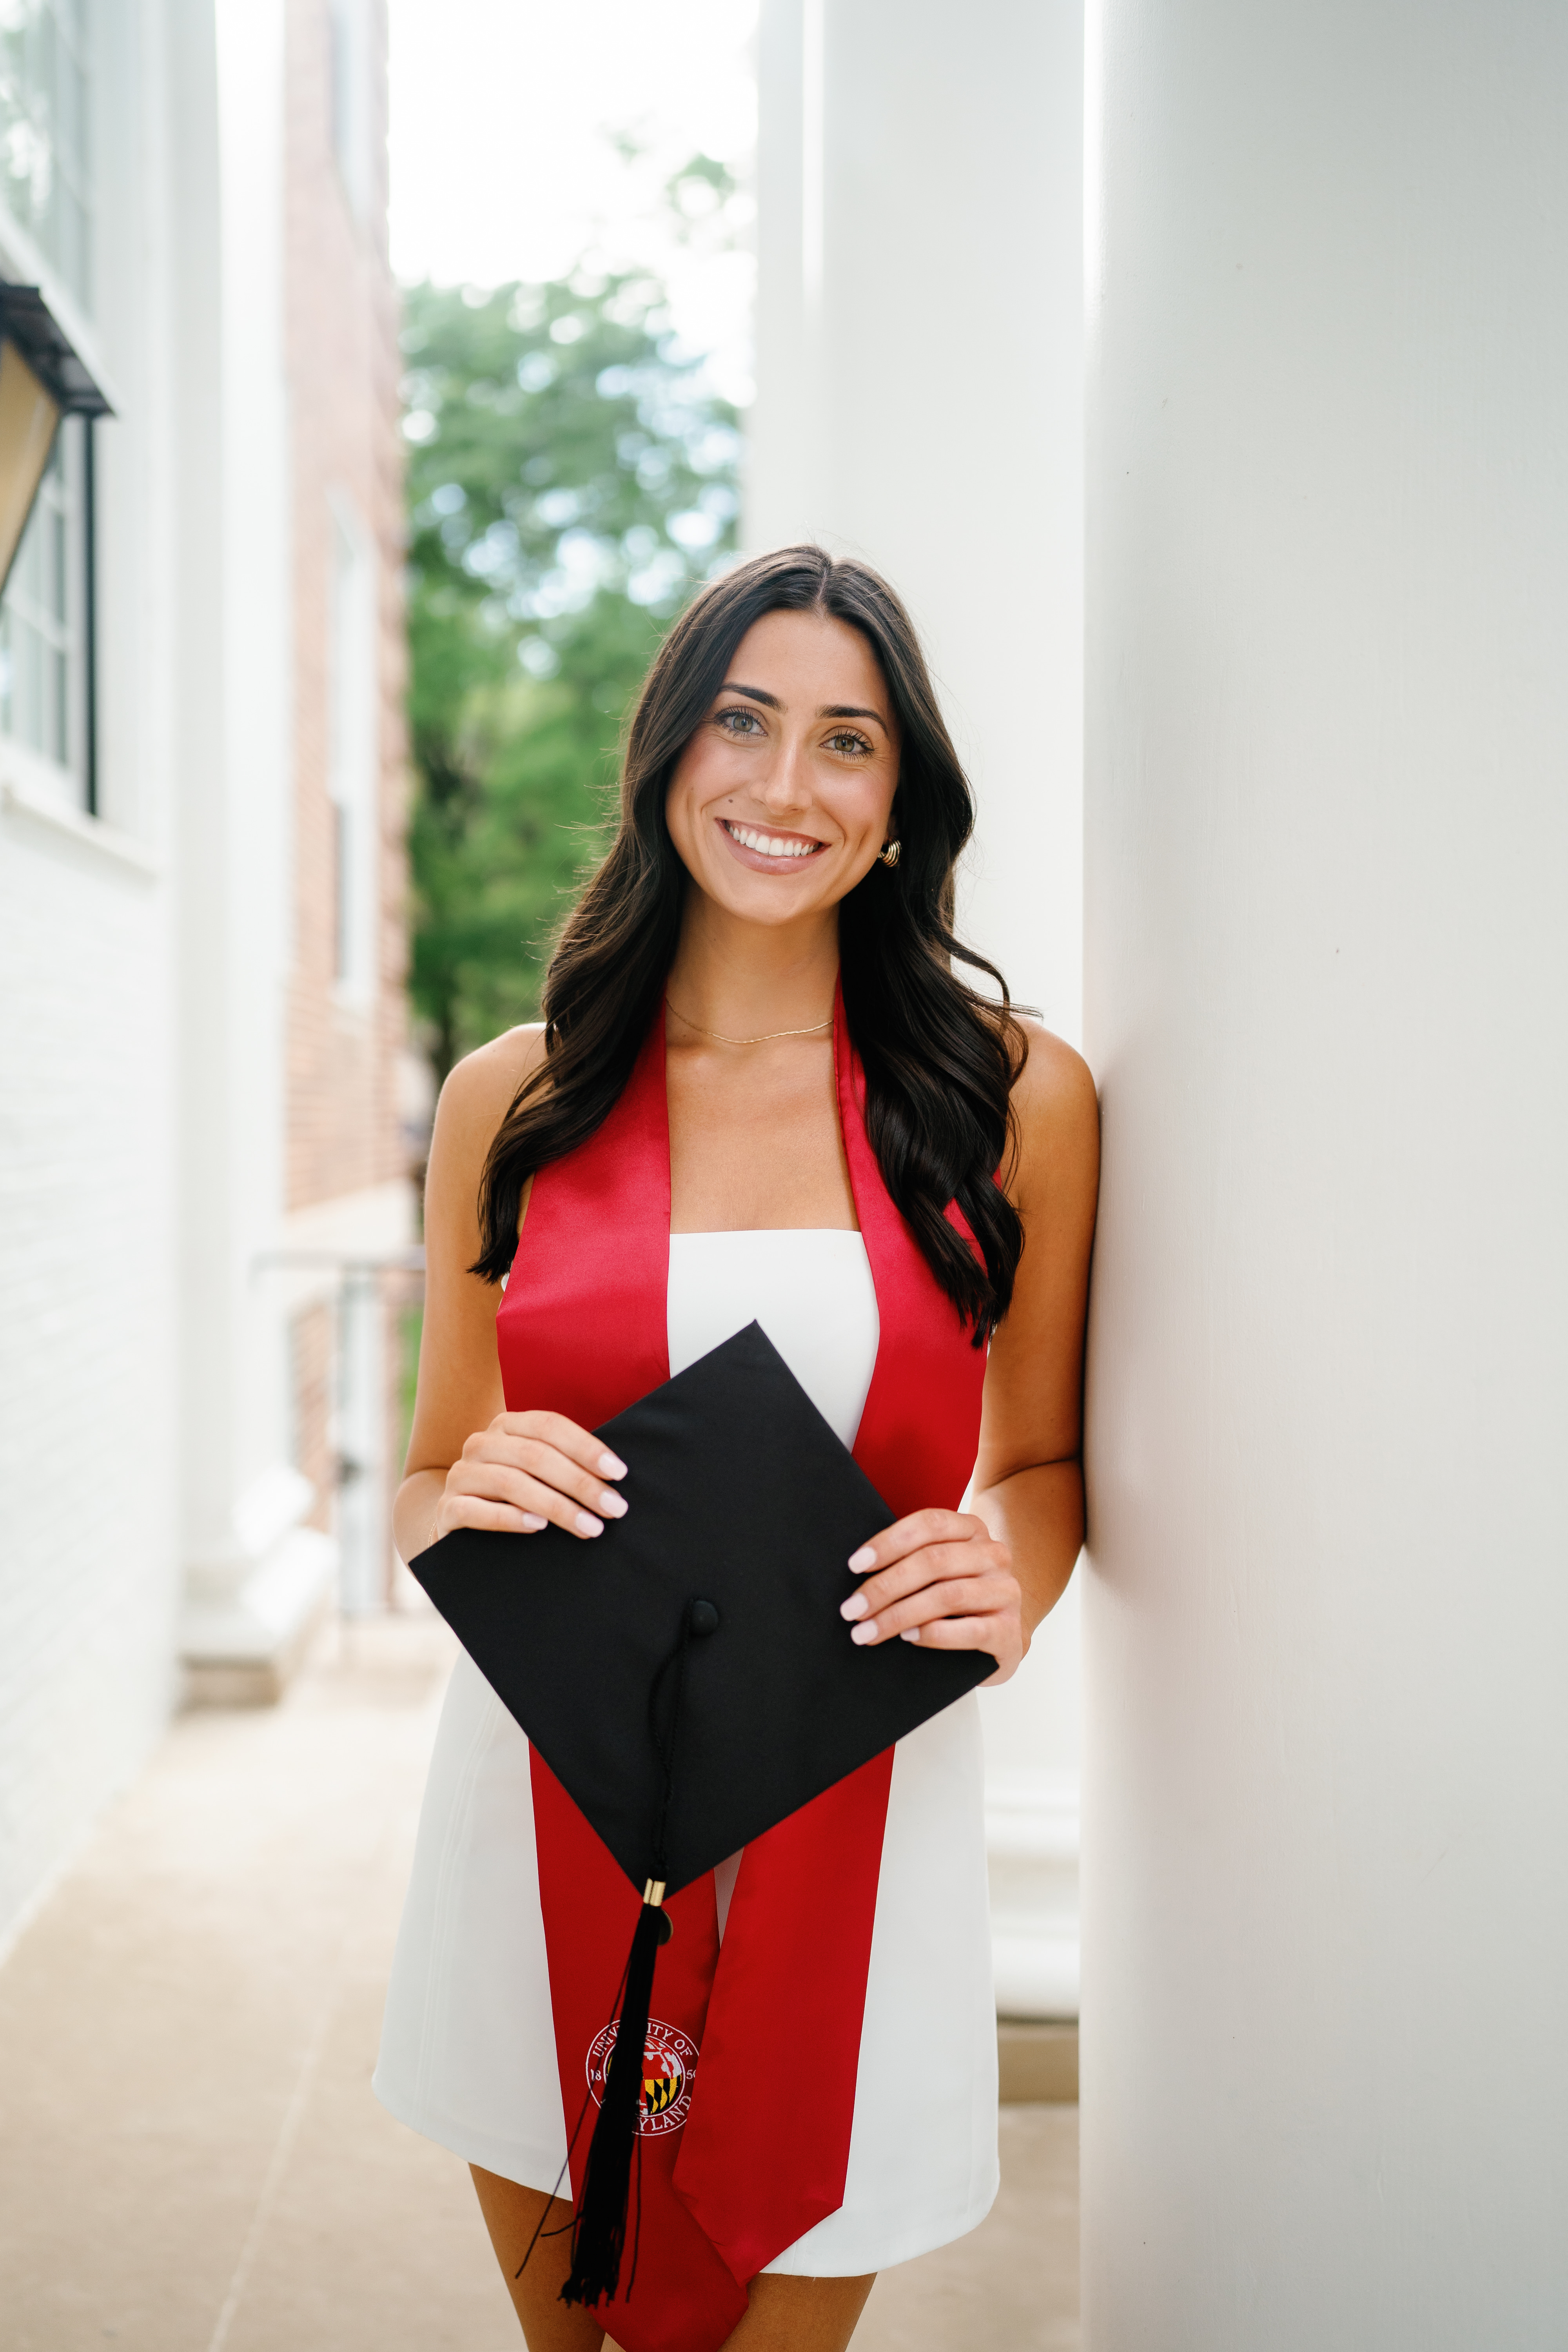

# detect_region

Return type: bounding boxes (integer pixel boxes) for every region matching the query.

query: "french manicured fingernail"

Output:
[840,1593,869,1621]
[848,1545,876,1573]
[599,1452,627,1478]
[599,1490,628,1518]
[851,1620,879,1644]
[575,1510,604,1537]
[521,1513,546,1532]
[900,1627,921,1644]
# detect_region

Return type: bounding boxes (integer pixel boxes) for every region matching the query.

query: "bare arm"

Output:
[835,1023,1100,1683]
[969,1027,1100,1632]
[393,1025,630,1564]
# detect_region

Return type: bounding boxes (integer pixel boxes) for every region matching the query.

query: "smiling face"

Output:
[664,607,900,929]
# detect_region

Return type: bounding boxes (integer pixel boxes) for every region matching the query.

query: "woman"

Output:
[374,545,1098,2352]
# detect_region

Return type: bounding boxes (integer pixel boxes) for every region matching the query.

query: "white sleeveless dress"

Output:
[373,1231,999,2275]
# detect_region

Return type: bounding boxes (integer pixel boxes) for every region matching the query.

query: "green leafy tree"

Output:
[401,233,741,1080]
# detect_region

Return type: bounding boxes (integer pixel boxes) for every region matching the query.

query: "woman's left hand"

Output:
[840,1509,1026,1686]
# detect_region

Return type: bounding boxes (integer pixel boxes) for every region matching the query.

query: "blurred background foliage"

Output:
[400,158,742,1081]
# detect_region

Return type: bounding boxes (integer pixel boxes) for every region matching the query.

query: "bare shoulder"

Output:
[433,1023,547,1161]
[1004,1017,1099,1204]
[425,1024,547,1246]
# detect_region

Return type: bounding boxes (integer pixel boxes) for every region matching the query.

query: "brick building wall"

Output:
[278,0,413,1606]
[284,0,408,1217]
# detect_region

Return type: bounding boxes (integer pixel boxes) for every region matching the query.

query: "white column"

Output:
[752,0,1083,1037]
[176,0,335,1694]
[751,0,1085,2016]
[1083,2,1568,2340]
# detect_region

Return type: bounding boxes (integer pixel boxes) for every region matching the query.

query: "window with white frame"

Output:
[0,0,93,310]
[328,497,379,1002]
[0,0,96,808]
[0,415,88,786]
[327,0,372,221]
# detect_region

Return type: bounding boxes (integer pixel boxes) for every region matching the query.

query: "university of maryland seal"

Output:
[584,2016,698,2137]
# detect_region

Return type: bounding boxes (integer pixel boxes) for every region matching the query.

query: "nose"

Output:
[755,729,814,816]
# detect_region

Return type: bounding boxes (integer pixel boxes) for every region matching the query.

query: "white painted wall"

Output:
[0,815,178,1952]
[751,0,1085,2016]
[0,0,187,1950]
[0,0,333,1943]
[1083,0,1568,2338]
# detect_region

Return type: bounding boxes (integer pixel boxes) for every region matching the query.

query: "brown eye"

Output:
[717,707,762,735]
[826,728,873,757]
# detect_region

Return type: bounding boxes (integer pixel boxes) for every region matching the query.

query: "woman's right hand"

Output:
[432,1412,629,1544]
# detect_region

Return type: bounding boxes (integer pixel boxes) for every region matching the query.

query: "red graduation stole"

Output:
[495,994,985,2352]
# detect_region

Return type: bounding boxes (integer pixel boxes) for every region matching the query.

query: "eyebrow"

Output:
[820,704,888,731]
[718,682,889,734]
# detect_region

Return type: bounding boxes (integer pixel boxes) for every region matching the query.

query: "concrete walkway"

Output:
[0,1615,1078,2351]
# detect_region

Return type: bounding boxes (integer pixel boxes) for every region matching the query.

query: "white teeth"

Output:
[728,821,818,860]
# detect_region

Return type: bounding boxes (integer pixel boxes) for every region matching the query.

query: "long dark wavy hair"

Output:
[473,545,1028,1339]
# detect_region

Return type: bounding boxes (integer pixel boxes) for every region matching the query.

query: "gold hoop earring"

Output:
[877,839,901,868]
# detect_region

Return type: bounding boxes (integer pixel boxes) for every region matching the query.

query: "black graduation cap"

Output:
[409,1319,993,2308]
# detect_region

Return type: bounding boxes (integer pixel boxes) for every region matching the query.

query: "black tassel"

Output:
[560,1886,665,2309]
[560,1597,719,2313]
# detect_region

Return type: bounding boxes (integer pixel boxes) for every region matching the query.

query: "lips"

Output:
[720,818,826,864]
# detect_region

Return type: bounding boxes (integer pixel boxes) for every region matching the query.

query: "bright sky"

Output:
[386,0,758,405]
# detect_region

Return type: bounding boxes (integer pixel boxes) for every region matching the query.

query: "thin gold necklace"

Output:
[668,1001,833,1047]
